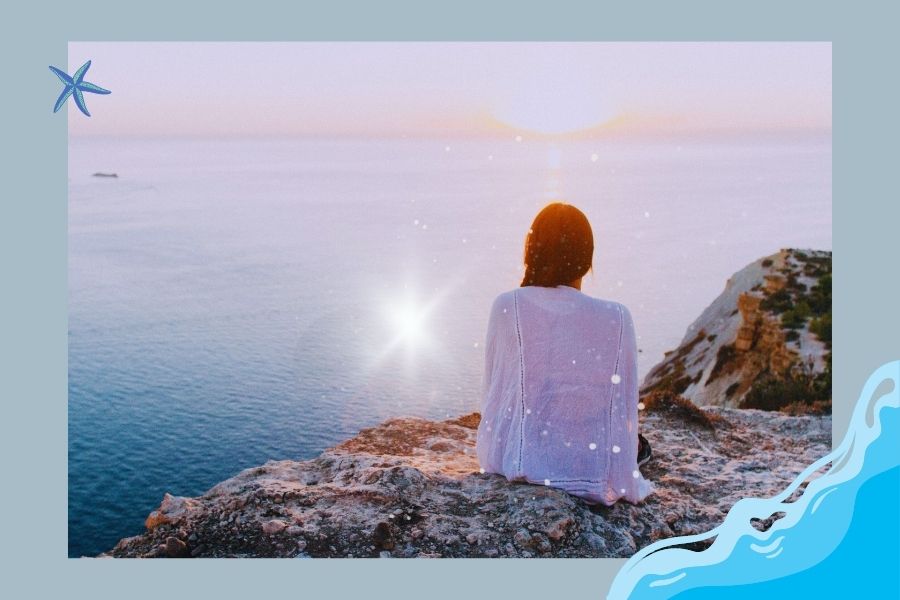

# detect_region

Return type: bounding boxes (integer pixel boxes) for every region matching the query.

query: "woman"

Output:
[476,202,653,505]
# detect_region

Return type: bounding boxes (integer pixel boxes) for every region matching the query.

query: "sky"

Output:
[66,42,831,138]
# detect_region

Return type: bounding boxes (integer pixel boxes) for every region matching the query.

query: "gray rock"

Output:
[102,403,829,559]
[513,529,532,548]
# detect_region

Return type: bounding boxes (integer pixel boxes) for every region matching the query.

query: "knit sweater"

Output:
[476,285,654,505]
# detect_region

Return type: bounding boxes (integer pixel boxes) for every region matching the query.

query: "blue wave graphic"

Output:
[609,361,900,599]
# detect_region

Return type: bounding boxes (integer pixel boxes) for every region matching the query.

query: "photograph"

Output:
[66,42,832,559]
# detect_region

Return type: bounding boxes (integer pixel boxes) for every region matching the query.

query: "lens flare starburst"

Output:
[370,283,454,373]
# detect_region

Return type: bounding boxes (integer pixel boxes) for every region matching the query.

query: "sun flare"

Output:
[388,300,429,347]
[367,280,459,374]
[375,285,448,364]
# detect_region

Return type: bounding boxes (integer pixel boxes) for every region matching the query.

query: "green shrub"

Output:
[810,314,832,347]
[803,263,824,278]
[781,308,807,330]
[740,365,831,413]
[808,274,831,315]
[761,289,792,314]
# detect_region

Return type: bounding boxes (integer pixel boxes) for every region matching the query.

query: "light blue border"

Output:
[2,1,898,598]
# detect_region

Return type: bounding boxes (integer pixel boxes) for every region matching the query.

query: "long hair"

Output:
[520,202,594,287]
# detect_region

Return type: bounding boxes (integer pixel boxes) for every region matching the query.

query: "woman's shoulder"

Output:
[489,289,519,313]
[565,293,634,327]
[591,296,635,324]
[493,287,631,318]
[584,294,631,315]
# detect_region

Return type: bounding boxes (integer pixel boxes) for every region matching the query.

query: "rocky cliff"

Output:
[101,249,833,558]
[641,249,831,411]
[103,401,830,558]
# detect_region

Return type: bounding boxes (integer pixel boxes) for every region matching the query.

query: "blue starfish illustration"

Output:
[49,60,110,117]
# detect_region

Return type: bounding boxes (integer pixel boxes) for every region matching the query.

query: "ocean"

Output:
[68,133,831,557]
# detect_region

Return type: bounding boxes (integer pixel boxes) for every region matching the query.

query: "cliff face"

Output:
[103,403,829,558]
[641,249,831,410]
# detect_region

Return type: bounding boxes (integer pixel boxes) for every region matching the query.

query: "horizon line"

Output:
[67,124,833,141]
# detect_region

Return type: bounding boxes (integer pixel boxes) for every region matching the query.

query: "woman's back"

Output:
[476,285,653,505]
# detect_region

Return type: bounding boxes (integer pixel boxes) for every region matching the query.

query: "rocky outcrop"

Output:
[103,403,830,558]
[99,249,833,559]
[641,249,831,409]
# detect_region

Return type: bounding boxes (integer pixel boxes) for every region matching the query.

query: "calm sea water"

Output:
[68,134,831,556]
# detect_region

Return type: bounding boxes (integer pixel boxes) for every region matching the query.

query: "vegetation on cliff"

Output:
[641,249,832,414]
[741,249,832,414]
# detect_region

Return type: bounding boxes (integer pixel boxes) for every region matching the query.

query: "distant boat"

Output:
[92,172,118,178]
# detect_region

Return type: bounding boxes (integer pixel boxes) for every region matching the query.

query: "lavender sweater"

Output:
[476,285,654,505]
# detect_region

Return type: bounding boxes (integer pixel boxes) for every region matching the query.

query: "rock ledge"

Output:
[103,401,830,558]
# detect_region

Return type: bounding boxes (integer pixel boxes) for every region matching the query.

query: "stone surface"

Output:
[102,405,830,558]
[261,520,288,535]
[164,536,189,558]
[144,493,202,531]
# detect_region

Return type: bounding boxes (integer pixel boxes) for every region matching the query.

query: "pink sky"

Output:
[67,42,831,138]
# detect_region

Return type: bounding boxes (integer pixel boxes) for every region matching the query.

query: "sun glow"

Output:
[491,86,620,136]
